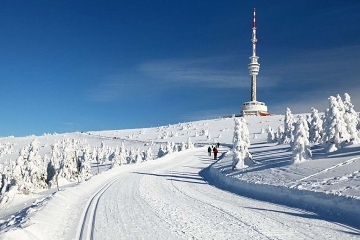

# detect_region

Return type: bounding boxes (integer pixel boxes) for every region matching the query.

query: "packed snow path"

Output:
[75,147,359,240]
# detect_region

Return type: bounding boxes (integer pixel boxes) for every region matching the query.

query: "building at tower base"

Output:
[241,101,269,116]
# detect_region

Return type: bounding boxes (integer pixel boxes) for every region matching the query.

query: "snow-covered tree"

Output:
[232,118,253,170]
[144,147,153,161]
[170,131,178,137]
[0,163,17,208]
[201,129,209,136]
[282,108,295,144]
[161,131,168,139]
[179,142,186,152]
[336,94,351,144]
[309,108,323,144]
[92,147,100,174]
[11,140,48,194]
[27,140,48,190]
[111,146,121,168]
[260,127,265,134]
[112,145,128,168]
[165,142,173,155]
[292,116,312,163]
[172,143,178,153]
[127,148,137,164]
[276,126,284,144]
[157,145,166,158]
[12,147,33,194]
[267,125,277,143]
[95,141,109,164]
[343,93,359,144]
[133,149,142,164]
[0,164,6,195]
[45,153,55,187]
[77,148,92,182]
[186,137,194,149]
[323,96,350,152]
[47,143,62,190]
[117,142,127,165]
[61,144,79,181]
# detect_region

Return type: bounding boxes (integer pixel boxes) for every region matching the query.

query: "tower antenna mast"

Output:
[252,8,257,57]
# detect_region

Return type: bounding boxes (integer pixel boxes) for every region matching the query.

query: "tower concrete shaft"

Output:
[248,8,260,102]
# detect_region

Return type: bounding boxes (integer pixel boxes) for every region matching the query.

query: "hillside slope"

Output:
[0,115,359,238]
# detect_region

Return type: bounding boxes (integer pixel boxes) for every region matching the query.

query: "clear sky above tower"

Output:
[0,0,359,136]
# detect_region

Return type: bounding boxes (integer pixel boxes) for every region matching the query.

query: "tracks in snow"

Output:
[298,156,360,182]
[75,175,122,240]
[74,148,359,239]
[167,169,315,240]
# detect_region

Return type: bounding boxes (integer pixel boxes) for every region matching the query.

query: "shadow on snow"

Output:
[199,147,360,234]
[131,171,206,185]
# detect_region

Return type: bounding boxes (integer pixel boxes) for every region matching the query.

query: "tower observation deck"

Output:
[241,8,269,116]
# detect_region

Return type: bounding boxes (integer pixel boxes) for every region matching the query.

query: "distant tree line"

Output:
[267,93,359,163]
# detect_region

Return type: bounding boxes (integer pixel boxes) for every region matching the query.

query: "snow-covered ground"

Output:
[0,115,360,239]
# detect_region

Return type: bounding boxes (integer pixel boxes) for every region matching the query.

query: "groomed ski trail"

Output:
[74,147,359,240]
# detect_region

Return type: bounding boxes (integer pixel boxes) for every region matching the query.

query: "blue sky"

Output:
[0,1,359,136]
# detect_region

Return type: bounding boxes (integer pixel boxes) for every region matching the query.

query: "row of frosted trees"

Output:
[267,93,359,163]
[231,93,359,169]
[0,139,95,207]
[157,138,194,157]
[0,135,196,207]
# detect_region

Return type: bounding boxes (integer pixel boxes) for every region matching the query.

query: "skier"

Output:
[213,147,218,160]
[207,146,212,156]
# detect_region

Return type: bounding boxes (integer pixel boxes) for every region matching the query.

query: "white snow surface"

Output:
[0,115,360,239]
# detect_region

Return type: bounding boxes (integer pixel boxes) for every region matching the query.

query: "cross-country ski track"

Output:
[73,146,358,240]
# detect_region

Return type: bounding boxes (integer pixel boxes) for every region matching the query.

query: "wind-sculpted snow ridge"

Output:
[205,149,360,229]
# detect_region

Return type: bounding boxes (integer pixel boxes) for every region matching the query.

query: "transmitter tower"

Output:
[241,8,269,116]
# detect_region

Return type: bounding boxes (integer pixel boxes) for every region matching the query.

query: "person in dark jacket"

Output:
[213,147,218,160]
[208,146,212,156]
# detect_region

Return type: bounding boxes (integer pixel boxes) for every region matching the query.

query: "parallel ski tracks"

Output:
[73,148,357,240]
[75,175,123,240]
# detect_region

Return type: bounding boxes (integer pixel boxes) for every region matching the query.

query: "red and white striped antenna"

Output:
[251,8,258,56]
[253,8,256,28]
